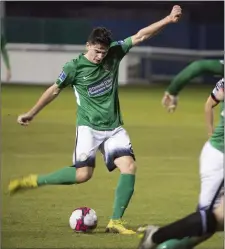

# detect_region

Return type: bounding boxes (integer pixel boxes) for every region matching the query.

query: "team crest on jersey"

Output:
[58,71,67,82]
[129,143,134,155]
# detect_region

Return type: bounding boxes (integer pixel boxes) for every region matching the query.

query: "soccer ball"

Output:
[69,207,98,232]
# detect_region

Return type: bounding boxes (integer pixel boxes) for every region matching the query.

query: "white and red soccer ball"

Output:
[69,207,98,232]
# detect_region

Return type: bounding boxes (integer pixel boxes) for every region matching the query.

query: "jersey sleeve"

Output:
[1,35,7,51]
[211,78,224,102]
[109,37,133,61]
[55,62,75,89]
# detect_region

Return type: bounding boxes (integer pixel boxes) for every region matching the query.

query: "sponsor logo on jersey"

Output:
[58,71,67,82]
[87,77,113,97]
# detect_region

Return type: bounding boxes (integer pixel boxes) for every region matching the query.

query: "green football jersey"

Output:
[216,59,224,76]
[56,37,133,130]
[209,78,224,153]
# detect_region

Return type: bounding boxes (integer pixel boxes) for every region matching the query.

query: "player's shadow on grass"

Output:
[88,225,140,235]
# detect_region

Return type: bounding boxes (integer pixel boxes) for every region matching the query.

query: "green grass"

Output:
[1,84,223,249]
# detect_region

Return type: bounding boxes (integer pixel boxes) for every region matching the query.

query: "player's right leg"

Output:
[101,126,136,235]
[8,126,101,194]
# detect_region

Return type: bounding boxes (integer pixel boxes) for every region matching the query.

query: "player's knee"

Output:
[76,167,93,183]
[215,215,224,231]
[114,156,137,174]
[214,198,224,230]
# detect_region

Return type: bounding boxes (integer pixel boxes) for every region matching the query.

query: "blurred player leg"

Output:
[156,196,224,249]
[146,142,224,249]
[137,201,222,249]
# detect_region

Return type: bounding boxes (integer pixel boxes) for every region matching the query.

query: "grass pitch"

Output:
[1,84,223,249]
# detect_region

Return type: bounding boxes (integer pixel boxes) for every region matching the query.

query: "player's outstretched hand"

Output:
[17,113,34,126]
[161,92,178,113]
[169,5,182,23]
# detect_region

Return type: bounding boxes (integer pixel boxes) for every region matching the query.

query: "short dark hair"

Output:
[88,27,112,47]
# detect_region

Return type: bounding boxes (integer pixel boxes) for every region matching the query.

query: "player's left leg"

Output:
[8,166,77,194]
[8,125,101,194]
[100,126,136,235]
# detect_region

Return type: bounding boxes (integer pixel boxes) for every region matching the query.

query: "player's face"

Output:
[86,42,109,64]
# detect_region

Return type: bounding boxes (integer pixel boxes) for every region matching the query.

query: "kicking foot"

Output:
[105,219,136,235]
[137,225,159,249]
[8,174,38,195]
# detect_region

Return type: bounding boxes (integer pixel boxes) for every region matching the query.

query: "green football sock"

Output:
[37,166,76,186]
[167,59,224,95]
[157,236,211,249]
[157,238,193,249]
[111,174,135,220]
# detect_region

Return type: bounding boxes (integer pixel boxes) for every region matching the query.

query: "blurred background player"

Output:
[137,195,224,249]
[161,59,224,113]
[8,6,182,235]
[138,78,224,249]
[1,33,11,82]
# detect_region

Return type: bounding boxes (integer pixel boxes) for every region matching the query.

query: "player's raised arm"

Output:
[131,5,182,46]
[162,60,224,113]
[205,78,224,137]
[1,34,12,82]
[17,63,75,126]
[17,83,62,126]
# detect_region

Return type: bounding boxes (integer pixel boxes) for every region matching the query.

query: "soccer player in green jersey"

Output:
[137,78,224,249]
[8,5,182,234]
[162,59,224,112]
[1,34,12,81]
